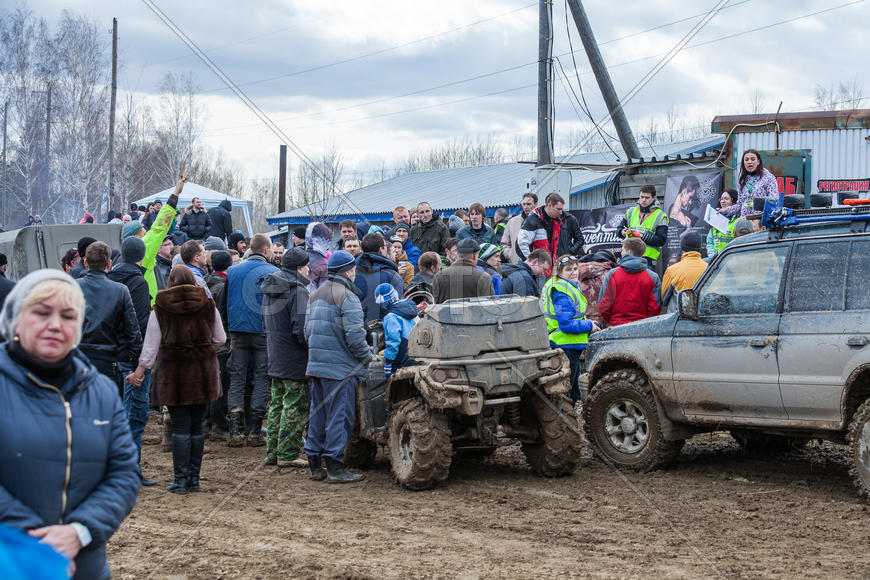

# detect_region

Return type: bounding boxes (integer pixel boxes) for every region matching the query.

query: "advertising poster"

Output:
[662,171,723,267]
[569,204,632,256]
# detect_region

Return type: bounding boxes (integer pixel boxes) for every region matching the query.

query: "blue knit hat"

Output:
[327,250,356,274]
[374,283,399,305]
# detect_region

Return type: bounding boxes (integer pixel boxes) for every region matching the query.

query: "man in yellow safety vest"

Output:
[617,185,669,268]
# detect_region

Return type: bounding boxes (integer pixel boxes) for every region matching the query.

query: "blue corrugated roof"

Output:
[558,135,725,165]
[267,135,724,226]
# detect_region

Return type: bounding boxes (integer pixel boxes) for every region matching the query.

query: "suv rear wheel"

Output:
[583,369,684,471]
[847,399,870,500]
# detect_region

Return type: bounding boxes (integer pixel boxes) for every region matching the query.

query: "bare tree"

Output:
[0,5,51,227]
[749,88,766,114]
[153,71,202,185]
[46,10,110,223]
[814,79,866,111]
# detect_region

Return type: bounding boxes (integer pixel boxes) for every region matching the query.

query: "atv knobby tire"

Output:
[521,393,581,477]
[730,430,806,455]
[847,398,870,501]
[388,398,452,490]
[583,369,683,471]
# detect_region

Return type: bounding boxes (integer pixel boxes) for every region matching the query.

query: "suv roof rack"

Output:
[761,194,870,230]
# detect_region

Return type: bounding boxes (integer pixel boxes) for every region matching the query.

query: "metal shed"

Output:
[712,109,870,200]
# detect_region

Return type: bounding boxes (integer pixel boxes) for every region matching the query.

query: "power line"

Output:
[204,1,859,140]
[201,2,538,93]
[140,0,371,222]
[205,1,754,135]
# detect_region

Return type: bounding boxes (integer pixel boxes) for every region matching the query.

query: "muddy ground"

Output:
[109,421,870,579]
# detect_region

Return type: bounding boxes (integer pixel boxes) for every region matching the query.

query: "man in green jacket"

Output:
[125,175,187,305]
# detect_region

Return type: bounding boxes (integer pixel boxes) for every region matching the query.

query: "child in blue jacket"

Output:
[374,283,418,377]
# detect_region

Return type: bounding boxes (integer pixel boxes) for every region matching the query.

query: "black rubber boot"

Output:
[188,434,205,492]
[324,456,365,484]
[166,434,191,494]
[227,411,245,448]
[308,455,327,482]
[247,412,265,447]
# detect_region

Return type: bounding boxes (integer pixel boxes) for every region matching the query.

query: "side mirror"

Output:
[678,289,698,320]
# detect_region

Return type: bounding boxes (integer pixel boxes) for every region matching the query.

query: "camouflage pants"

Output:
[266,378,309,462]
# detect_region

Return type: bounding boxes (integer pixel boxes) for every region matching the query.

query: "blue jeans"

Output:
[304,376,357,461]
[118,361,151,467]
[563,348,585,404]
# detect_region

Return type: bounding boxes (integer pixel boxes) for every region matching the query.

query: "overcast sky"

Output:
[25,0,870,181]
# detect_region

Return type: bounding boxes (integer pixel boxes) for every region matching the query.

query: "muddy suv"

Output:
[346,295,582,490]
[581,203,870,500]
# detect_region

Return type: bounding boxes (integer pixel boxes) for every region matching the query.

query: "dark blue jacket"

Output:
[354,253,403,323]
[227,254,278,334]
[0,346,139,580]
[402,239,421,267]
[500,262,540,297]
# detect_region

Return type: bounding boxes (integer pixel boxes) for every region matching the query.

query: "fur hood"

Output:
[155,283,213,315]
[184,204,208,215]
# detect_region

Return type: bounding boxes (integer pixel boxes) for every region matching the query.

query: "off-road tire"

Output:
[388,398,452,490]
[583,369,684,471]
[730,430,807,454]
[847,398,870,501]
[521,393,581,477]
[344,429,377,468]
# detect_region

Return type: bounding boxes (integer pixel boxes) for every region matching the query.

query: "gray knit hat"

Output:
[0,269,84,343]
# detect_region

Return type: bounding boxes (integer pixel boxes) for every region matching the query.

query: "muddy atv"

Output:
[345,295,582,490]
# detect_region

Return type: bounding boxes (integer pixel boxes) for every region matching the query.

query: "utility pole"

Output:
[278,144,287,214]
[566,0,641,160]
[107,17,118,216]
[536,0,553,167]
[2,101,7,229]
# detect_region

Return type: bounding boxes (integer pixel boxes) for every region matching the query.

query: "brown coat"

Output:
[153,284,219,406]
[432,260,494,303]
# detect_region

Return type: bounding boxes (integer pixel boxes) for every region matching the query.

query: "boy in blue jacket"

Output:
[374,283,419,377]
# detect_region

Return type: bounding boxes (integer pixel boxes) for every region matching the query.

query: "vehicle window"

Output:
[697,246,789,316]
[847,240,870,311]
[788,241,848,312]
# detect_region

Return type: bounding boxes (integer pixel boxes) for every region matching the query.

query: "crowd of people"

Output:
[0,149,779,577]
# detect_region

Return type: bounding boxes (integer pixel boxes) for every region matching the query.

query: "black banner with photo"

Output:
[569,204,632,256]
[662,171,723,267]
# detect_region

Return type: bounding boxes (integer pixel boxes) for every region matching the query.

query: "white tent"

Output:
[134,182,254,235]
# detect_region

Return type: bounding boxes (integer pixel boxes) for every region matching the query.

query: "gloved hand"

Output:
[641,230,655,245]
[384,360,393,378]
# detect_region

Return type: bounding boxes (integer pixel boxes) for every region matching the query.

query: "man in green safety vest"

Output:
[617,185,669,268]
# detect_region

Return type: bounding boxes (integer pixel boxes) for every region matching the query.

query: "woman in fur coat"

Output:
[126,265,225,494]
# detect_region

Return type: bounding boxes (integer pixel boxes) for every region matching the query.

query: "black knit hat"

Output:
[77,236,97,258]
[282,247,309,270]
[292,226,307,239]
[211,250,232,272]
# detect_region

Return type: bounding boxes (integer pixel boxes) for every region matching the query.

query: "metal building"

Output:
[712,109,870,202]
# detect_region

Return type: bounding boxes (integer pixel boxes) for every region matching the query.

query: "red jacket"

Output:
[598,255,661,326]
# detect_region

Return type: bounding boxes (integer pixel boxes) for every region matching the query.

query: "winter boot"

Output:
[308,455,327,481]
[166,434,191,494]
[246,413,265,447]
[188,434,205,492]
[227,411,245,448]
[278,453,308,468]
[160,407,172,453]
[324,456,365,484]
